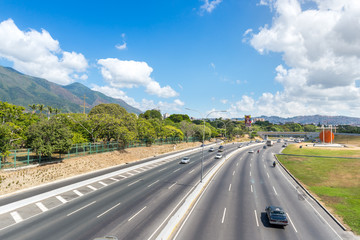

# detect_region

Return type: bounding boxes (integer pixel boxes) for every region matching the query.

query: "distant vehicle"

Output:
[209,147,215,152]
[218,145,224,152]
[180,157,190,164]
[263,145,267,149]
[238,144,242,148]
[248,150,254,153]
[200,144,206,147]
[215,153,222,159]
[265,206,288,226]
[282,144,287,147]
[266,140,274,146]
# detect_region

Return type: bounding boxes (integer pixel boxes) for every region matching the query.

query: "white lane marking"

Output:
[99,181,108,186]
[250,171,252,176]
[158,167,167,172]
[147,180,160,187]
[236,162,239,166]
[110,177,119,182]
[287,213,298,233]
[118,174,127,178]
[36,202,48,212]
[128,179,142,186]
[273,186,278,195]
[10,211,23,223]
[189,169,195,174]
[128,206,147,221]
[221,208,227,224]
[250,163,252,167]
[73,190,83,196]
[168,182,177,189]
[173,168,180,173]
[267,172,270,178]
[87,185,97,191]
[67,201,96,216]
[254,210,259,227]
[97,202,121,218]
[264,164,266,169]
[251,185,253,193]
[134,170,141,173]
[233,171,235,176]
[56,196,67,203]
[127,172,134,176]
[228,184,232,192]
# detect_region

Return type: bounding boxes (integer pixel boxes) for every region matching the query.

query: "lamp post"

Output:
[185,108,227,182]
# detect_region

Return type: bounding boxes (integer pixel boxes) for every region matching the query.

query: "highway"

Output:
[0,143,240,240]
[173,143,353,240]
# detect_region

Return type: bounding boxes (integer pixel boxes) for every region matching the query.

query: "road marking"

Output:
[118,174,127,178]
[128,206,147,221]
[148,180,160,187]
[236,162,238,166]
[158,167,167,172]
[87,185,97,191]
[168,182,177,189]
[128,179,142,186]
[221,208,227,223]
[189,169,195,174]
[36,202,48,212]
[287,213,298,233]
[273,186,278,195]
[110,177,119,181]
[267,172,270,178]
[99,181,108,186]
[264,164,266,169]
[250,171,252,176]
[10,211,23,223]
[73,190,83,196]
[127,172,134,176]
[228,184,232,192]
[67,201,96,216]
[250,163,252,167]
[233,171,235,176]
[97,202,121,218]
[251,185,253,193]
[56,195,67,203]
[173,168,180,173]
[254,210,259,227]
[134,170,141,173]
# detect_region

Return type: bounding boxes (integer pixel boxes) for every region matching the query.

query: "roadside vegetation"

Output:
[278,144,360,234]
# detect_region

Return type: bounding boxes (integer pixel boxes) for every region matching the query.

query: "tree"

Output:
[139,109,162,120]
[89,103,127,118]
[180,121,195,141]
[29,104,37,114]
[37,104,45,114]
[168,114,191,123]
[137,118,156,146]
[162,125,184,141]
[25,118,73,156]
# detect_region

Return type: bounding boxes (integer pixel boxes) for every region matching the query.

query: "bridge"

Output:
[257,131,319,140]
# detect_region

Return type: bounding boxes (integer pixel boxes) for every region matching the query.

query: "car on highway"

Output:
[218,145,224,152]
[248,150,254,153]
[215,153,222,159]
[238,144,242,148]
[180,157,190,164]
[265,205,289,226]
[263,145,267,149]
[209,147,215,152]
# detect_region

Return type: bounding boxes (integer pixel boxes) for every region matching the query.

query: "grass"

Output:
[278,144,360,235]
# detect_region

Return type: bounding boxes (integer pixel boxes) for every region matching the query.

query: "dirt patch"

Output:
[0,142,204,196]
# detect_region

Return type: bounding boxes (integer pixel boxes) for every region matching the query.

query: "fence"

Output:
[0,137,200,169]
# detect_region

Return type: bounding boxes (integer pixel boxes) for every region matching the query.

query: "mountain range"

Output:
[255,115,360,126]
[0,66,142,114]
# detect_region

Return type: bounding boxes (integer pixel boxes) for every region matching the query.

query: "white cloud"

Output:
[240,0,360,117]
[115,33,127,50]
[0,19,88,85]
[97,58,178,98]
[220,99,228,104]
[200,0,223,14]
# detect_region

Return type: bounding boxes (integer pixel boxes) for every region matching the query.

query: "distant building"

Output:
[163,113,170,119]
[253,118,265,123]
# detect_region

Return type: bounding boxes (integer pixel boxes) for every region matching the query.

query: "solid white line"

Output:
[267,172,270,178]
[189,169,195,174]
[97,202,121,218]
[110,177,119,181]
[228,184,232,192]
[254,210,259,227]
[128,206,147,221]
[273,186,278,195]
[10,211,23,223]
[233,171,235,176]
[173,168,180,173]
[251,185,253,193]
[87,185,97,191]
[36,202,48,212]
[56,195,67,203]
[168,182,177,189]
[221,208,227,223]
[67,201,96,216]
[147,180,159,187]
[73,190,83,196]
[128,179,141,186]
[287,213,298,232]
[99,181,108,186]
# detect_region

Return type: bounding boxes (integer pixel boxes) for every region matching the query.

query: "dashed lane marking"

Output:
[110,177,119,182]
[36,202,48,212]
[56,196,67,203]
[87,185,97,191]
[99,181,108,186]
[73,190,83,196]
[128,206,147,222]
[10,211,23,223]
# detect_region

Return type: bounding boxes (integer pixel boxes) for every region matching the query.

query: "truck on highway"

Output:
[266,140,274,146]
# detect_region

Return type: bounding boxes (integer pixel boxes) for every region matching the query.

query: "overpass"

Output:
[257,131,319,140]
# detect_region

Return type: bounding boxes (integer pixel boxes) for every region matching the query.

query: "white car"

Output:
[181,157,190,164]
[248,150,254,153]
[215,153,222,159]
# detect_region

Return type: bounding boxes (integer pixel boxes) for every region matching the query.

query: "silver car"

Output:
[181,157,190,164]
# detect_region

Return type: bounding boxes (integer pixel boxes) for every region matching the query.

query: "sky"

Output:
[0,0,360,119]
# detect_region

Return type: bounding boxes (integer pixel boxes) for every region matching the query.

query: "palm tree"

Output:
[54,108,61,115]
[28,104,37,114]
[37,104,44,115]
[46,106,53,119]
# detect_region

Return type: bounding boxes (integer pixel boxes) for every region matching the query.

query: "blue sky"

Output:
[1,0,360,118]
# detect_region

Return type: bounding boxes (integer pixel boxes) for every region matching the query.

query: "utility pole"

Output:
[83,94,88,115]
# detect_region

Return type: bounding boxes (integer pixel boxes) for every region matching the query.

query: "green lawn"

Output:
[278,145,360,234]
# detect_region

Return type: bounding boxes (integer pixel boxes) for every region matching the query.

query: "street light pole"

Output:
[185,108,226,183]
